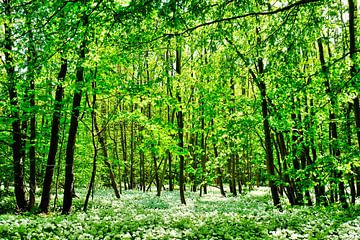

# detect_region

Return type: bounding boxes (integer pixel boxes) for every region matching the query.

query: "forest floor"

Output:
[0,187,360,239]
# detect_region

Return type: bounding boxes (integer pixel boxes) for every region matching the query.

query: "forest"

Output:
[1,0,360,239]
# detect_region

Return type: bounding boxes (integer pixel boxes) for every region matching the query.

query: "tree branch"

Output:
[179,0,319,35]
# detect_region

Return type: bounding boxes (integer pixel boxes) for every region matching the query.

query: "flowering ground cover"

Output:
[0,187,359,239]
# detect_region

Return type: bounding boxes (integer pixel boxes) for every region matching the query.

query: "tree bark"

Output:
[318,38,348,208]
[62,15,88,214]
[4,0,27,211]
[214,143,226,197]
[348,0,360,149]
[26,13,37,210]
[84,81,98,212]
[257,56,281,208]
[95,111,121,199]
[40,58,67,213]
[176,47,186,205]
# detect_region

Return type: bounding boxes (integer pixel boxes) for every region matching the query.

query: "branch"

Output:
[0,140,11,147]
[125,0,319,47]
[178,0,319,35]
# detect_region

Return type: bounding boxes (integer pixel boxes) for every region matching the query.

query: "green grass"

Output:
[0,187,360,239]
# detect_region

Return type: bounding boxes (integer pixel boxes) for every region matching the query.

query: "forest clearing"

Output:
[1,0,360,239]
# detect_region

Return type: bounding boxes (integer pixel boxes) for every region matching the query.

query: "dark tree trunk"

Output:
[28,76,36,210]
[200,113,207,194]
[140,146,146,192]
[153,154,161,196]
[120,118,128,190]
[84,81,98,212]
[348,0,360,149]
[95,114,121,199]
[26,17,37,210]
[62,75,83,214]
[214,144,226,197]
[62,16,88,214]
[257,57,281,208]
[346,104,356,204]
[290,104,304,205]
[53,110,67,211]
[130,113,135,189]
[230,154,237,197]
[348,0,360,198]
[4,0,27,211]
[318,39,348,209]
[176,48,186,205]
[189,132,197,192]
[168,150,173,191]
[275,132,296,205]
[166,47,175,192]
[40,58,67,213]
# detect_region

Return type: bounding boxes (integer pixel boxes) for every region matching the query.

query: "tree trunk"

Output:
[130,112,135,190]
[95,113,121,198]
[26,18,37,210]
[176,47,186,205]
[4,0,27,211]
[200,112,207,194]
[84,81,98,212]
[29,79,36,210]
[348,0,360,149]
[318,38,348,209]
[348,0,360,198]
[120,118,128,190]
[214,144,226,197]
[40,58,67,213]
[257,58,281,208]
[62,15,88,214]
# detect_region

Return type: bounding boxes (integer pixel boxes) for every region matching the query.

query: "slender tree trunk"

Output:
[290,101,305,205]
[189,131,197,192]
[152,153,161,196]
[257,62,281,208]
[158,156,168,196]
[53,111,67,211]
[84,81,98,212]
[214,144,226,197]
[29,80,36,210]
[120,118,128,190]
[4,0,27,211]
[166,47,175,192]
[231,154,237,196]
[276,132,296,205]
[109,125,122,194]
[40,58,67,213]
[176,47,186,205]
[139,129,146,192]
[348,0,360,198]
[200,112,207,194]
[346,103,356,204]
[348,0,360,148]
[94,113,121,198]
[130,111,135,189]
[318,39,348,208]
[62,15,88,214]
[26,18,37,210]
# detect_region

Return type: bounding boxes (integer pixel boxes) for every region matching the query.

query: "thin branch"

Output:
[126,0,319,47]
[178,0,319,36]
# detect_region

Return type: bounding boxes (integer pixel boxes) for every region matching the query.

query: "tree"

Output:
[62,12,88,214]
[3,0,28,211]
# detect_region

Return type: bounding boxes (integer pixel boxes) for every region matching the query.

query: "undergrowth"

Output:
[0,187,359,239]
